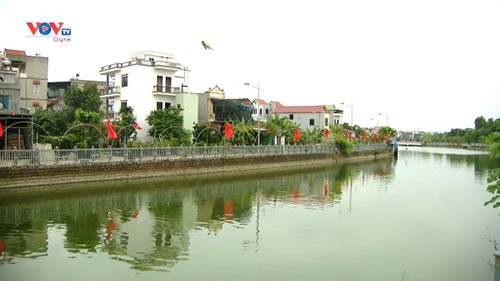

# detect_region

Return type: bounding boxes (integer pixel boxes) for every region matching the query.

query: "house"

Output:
[251,98,270,125]
[0,48,47,150]
[2,49,48,112]
[47,77,107,112]
[99,51,197,140]
[272,105,332,131]
[324,104,343,126]
[197,85,225,125]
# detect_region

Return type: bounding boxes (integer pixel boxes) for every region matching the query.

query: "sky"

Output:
[1,0,499,132]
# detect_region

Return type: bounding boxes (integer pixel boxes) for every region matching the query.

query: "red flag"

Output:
[107,117,118,139]
[325,129,329,140]
[293,128,300,141]
[224,122,233,138]
[0,122,3,137]
[132,121,142,130]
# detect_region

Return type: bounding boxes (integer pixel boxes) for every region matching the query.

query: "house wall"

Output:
[276,112,329,130]
[197,92,209,124]
[175,93,198,132]
[19,55,48,111]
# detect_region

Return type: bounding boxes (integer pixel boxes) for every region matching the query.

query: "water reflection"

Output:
[0,158,397,271]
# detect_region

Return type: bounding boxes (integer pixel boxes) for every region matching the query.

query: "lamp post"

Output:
[341,102,354,128]
[244,82,263,147]
[378,112,388,127]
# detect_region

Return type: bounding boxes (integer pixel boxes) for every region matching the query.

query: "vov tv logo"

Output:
[26,22,72,42]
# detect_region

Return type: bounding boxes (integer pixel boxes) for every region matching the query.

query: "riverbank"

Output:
[0,150,391,189]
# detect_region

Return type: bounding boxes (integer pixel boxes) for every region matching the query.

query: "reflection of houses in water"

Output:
[0,159,398,269]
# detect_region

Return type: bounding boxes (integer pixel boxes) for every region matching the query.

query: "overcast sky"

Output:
[1,0,499,132]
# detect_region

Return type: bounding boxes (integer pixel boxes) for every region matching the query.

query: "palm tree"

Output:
[232,118,257,145]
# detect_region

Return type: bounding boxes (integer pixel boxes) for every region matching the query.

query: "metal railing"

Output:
[0,143,388,168]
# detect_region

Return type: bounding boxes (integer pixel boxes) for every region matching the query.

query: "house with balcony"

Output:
[99,51,197,140]
[272,105,333,131]
[0,48,47,149]
[325,104,343,126]
[251,98,270,126]
[2,49,48,113]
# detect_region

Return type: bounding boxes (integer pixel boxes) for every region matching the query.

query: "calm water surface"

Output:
[0,146,499,281]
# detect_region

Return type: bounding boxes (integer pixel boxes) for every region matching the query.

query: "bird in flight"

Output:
[201,41,213,50]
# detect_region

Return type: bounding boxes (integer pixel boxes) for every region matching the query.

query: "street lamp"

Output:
[341,102,354,128]
[378,113,388,127]
[244,82,263,147]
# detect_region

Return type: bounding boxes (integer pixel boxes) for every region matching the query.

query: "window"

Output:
[165,77,172,93]
[309,119,315,126]
[325,118,329,126]
[157,102,163,110]
[0,95,9,109]
[289,114,294,120]
[121,74,128,87]
[157,76,163,92]
[265,108,269,114]
[165,102,171,108]
[33,84,40,96]
[121,100,128,109]
[253,108,257,115]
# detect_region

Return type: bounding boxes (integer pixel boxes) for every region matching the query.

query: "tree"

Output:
[64,83,102,113]
[484,132,500,208]
[263,115,299,145]
[114,106,138,146]
[146,107,191,146]
[232,118,257,145]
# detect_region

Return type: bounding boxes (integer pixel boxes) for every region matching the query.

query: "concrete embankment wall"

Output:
[0,150,390,189]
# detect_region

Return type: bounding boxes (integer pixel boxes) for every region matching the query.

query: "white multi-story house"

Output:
[272,105,332,131]
[99,51,197,140]
[251,98,271,125]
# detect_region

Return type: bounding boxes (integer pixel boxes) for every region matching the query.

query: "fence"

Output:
[0,143,388,168]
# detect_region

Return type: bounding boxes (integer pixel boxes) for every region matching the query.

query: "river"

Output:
[0,146,499,281]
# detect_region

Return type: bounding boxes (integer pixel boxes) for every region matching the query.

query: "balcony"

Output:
[152,85,181,96]
[100,59,181,75]
[99,86,121,98]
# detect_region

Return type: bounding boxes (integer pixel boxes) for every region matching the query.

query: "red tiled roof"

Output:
[272,105,329,113]
[4,49,26,56]
[269,101,284,107]
[254,98,267,105]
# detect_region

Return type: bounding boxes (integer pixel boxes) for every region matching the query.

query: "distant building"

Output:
[251,98,269,125]
[272,105,332,131]
[47,77,107,111]
[99,51,195,140]
[324,104,343,126]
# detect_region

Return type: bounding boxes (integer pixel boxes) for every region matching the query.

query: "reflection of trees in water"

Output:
[0,158,396,270]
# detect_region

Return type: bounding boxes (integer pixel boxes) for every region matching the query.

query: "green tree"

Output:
[192,123,222,146]
[484,132,500,208]
[64,83,102,113]
[146,107,191,146]
[263,115,298,145]
[232,118,257,145]
[113,106,139,147]
[72,109,103,148]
